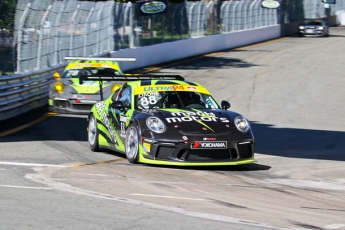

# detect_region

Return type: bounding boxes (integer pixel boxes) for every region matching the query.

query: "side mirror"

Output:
[79,76,83,85]
[123,99,131,109]
[111,100,124,110]
[221,100,231,110]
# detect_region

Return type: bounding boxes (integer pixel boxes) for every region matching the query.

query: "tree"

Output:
[0,0,16,33]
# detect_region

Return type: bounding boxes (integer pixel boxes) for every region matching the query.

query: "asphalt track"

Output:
[1,27,345,230]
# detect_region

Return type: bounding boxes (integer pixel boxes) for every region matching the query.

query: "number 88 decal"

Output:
[140,96,157,106]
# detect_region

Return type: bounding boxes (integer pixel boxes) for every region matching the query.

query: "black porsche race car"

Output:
[84,74,255,166]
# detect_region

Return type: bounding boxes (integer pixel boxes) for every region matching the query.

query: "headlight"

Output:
[146,116,166,133]
[53,72,61,80]
[299,26,304,29]
[54,82,65,94]
[318,26,324,30]
[234,116,250,133]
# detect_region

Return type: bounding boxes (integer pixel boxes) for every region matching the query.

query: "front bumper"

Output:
[139,134,255,166]
[299,29,325,36]
[49,98,96,115]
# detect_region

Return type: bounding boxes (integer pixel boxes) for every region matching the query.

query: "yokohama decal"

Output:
[191,141,227,149]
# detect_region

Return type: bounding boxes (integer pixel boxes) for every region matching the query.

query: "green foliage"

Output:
[0,0,16,32]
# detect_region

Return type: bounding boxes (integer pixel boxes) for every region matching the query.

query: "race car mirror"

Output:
[111,101,125,110]
[53,72,61,81]
[79,76,84,85]
[221,100,231,110]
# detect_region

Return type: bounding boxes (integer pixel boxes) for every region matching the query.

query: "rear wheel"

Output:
[88,114,100,152]
[125,124,139,163]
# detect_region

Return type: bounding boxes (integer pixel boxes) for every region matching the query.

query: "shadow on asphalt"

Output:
[129,55,260,73]
[1,114,344,163]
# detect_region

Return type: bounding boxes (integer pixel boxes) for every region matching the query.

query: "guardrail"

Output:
[0,64,65,121]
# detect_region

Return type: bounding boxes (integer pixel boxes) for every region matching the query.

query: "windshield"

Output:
[305,21,322,26]
[61,68,120,78]
[135,91,220,110]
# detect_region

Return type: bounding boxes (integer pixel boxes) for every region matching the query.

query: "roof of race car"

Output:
[65,59,124,73]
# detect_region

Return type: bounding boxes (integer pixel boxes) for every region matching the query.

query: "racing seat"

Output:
[191,93,205,107]
[166,93,181,108]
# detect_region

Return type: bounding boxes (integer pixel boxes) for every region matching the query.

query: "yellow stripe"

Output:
[134,85,210,95]
[0,112,57,137]
[234,37,289,51]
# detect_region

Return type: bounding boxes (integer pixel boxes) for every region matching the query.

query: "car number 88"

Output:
[140,96,157,106]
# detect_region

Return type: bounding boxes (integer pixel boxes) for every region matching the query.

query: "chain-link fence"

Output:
[4,0,345,74]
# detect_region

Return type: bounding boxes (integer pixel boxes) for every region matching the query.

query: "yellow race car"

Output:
[49,57,135,114]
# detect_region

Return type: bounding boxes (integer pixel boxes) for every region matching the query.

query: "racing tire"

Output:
[125,124,139,163]
[88,114,100,152]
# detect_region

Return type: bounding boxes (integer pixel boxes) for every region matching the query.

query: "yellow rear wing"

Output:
[64,57,136,74]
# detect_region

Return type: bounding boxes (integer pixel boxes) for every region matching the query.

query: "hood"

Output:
[151,108,233,134]
[65,78,110,94]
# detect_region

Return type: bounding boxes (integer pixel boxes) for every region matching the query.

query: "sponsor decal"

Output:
[138,0,168,15]
[191,141,227,149]
[261,0,280,9]
[182,136,188,140]
[165,111,230,123]
[120,115,127,122]
[143,85,185,92]
[143,142,151,153]
[80,100,97,104]
[138,92,159,98]
[187,86,197,91]
[95,102,117,143]
[143,138,154,143]
[203,137,217,141]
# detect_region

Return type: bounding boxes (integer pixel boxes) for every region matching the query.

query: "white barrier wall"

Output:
[337,10,345,24]
[111,25,281,72]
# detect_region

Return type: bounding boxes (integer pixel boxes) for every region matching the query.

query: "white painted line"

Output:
[324,224,345,230]
[131,193,210,201]
[265,179,345,191]
[0,161,67,167]
[0,184,52,190]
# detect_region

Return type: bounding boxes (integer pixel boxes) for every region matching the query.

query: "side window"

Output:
[118,86,132,108]
[111,87,122,101]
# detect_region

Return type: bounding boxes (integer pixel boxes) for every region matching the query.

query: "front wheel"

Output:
[125,124,139,163]
[88,114,100,152]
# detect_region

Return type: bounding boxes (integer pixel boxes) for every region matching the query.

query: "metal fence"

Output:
[1,0,345,122]
[11,0,345,74]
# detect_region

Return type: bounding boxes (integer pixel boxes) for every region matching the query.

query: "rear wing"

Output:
[79,74,185,83]
[64,57,136,62]
[79,74,185,101]
[64,57,136,73]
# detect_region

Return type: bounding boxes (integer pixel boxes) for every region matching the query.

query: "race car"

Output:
[298,19,329,37]
[49,57,135,114]
[85,74,255,166]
